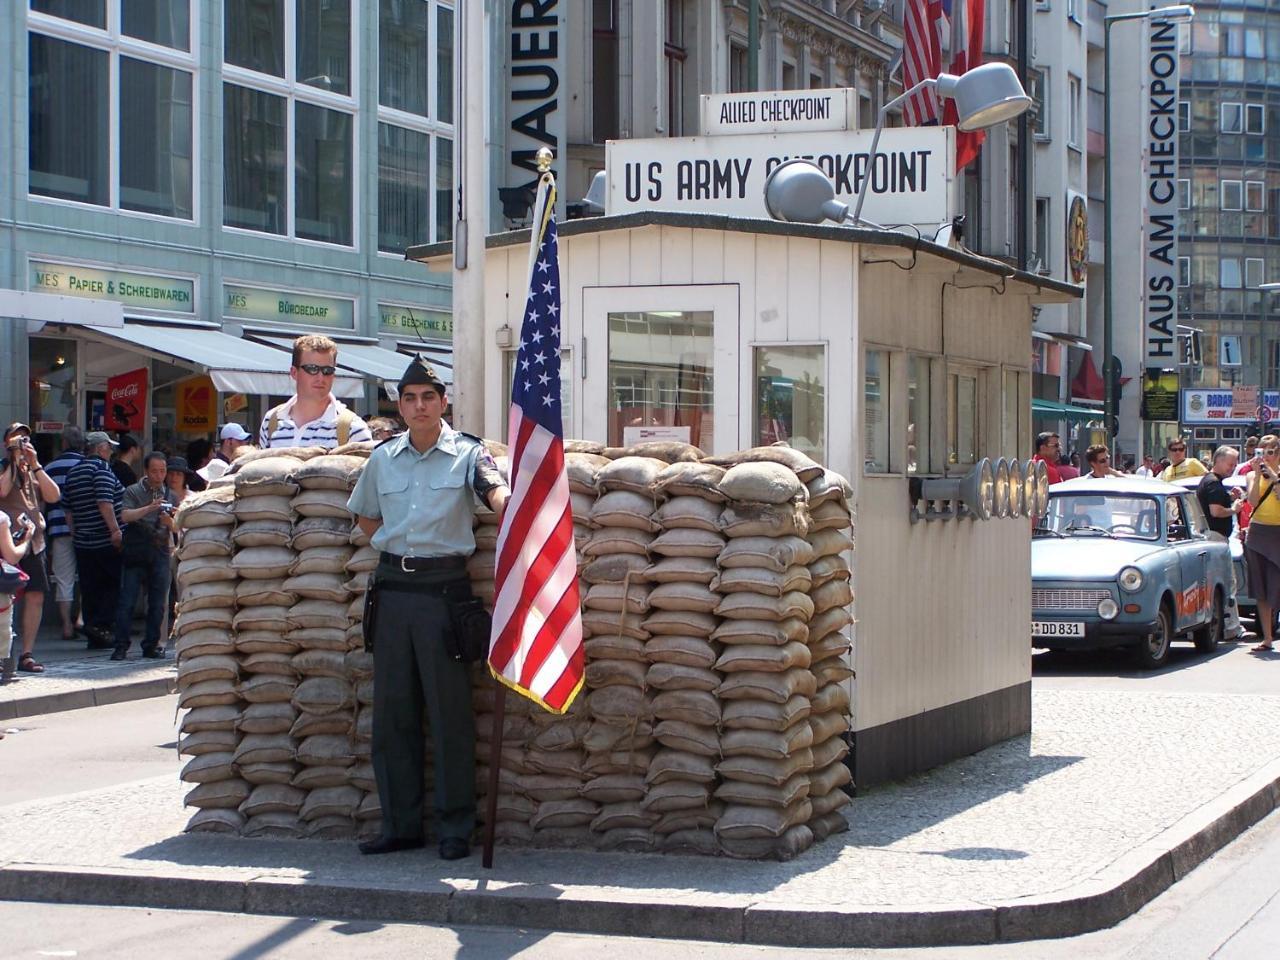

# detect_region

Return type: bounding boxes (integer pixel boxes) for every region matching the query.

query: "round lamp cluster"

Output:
[914,458,1049,522]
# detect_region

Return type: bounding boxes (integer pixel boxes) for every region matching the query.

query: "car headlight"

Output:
[1118,566,1144,593]
[1098,598,1119,620]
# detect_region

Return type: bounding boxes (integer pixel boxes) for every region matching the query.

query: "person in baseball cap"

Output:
[200,423,253,483]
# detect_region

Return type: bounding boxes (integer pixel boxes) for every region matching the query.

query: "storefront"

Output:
[410,211,1080,785]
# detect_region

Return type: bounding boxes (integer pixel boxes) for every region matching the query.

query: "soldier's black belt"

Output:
[379,552,467,574]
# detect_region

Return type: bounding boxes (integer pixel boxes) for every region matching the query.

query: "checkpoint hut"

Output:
[408,210,1080,787]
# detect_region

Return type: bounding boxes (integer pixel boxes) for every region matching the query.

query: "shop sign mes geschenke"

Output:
[378,305,453,338]
[29,260,194,313]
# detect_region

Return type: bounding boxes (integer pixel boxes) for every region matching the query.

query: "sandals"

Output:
[17,653,44,673]
[1252,642,1274,653]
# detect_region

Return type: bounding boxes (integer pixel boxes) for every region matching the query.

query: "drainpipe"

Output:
[1016,0,1030,270]
[748,0,759,91]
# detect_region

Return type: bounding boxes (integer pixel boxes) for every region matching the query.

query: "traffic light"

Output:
[1109,414,1121,439]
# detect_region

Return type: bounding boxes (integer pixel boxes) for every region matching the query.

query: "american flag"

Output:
[487,171,585,714]
[902,0,986,171]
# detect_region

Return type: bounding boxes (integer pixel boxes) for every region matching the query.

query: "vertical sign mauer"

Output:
[505,1,565,217]
[1144,19,1180,367]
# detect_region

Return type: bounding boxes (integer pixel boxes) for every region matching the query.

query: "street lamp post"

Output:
[1103,5,1195,453]
[1259,282,1280,429]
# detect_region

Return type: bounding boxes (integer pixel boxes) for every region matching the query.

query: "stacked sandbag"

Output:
[707,459,817,859]
[802,468,856,841]
[174,486,244,833]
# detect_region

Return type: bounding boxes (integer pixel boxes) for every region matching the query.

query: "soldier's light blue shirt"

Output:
[347,424,494,558]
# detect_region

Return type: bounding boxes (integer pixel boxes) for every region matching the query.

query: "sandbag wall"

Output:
[173,440,855,859]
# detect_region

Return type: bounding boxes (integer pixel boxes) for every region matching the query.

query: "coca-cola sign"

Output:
[105,367,147,431]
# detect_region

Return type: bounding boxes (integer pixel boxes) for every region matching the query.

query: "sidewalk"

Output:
[3,688,1280,947]
[1,624,176,721]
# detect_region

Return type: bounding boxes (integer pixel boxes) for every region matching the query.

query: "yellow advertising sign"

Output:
[223,393,249,416]
[176,376,217,434]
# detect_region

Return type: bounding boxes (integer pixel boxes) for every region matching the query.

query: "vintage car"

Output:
[1172,473,1254,617]
[1031,476,1234,668]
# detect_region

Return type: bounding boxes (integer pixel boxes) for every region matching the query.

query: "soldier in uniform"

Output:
[347,356,508,859]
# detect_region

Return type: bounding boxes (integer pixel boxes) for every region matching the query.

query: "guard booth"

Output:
[410,210,1080,786]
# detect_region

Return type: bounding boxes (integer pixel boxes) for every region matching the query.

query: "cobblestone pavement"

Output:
[3,688,1279,916]
[1,626,176,720]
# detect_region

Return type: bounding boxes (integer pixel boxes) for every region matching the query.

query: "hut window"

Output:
[947,367,980,469]
[907,355,933,475]
[607,311,714,449]
[864,349,890,473]
[754,344,826,464]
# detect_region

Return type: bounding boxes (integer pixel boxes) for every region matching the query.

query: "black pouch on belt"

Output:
[362,574,380,654]
[443,585,491,663]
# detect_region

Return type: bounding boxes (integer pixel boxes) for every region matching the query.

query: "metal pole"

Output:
[1103,18,1115,453]
[1016,0,1030,271]
[1260,284,1280,428]
[748,0,759,92]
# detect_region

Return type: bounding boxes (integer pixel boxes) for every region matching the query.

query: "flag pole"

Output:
[482,145,557,871]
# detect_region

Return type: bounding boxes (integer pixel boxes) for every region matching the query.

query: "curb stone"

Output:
[1,676,176,722]
[1,738,1278,945]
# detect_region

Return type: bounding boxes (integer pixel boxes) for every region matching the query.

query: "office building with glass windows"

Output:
[0,1,456,460]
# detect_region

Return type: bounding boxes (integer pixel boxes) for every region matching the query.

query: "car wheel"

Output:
[1195,588,1224,653]
[1136,603,1173,670]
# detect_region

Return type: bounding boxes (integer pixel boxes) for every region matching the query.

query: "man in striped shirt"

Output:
[63,432,125,648]
[43,424,85,641]
[258,334,372,450]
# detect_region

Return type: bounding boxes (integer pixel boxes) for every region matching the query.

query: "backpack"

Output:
[266,405,355,447]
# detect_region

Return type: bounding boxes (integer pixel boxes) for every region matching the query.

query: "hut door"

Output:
[581,284,739,454]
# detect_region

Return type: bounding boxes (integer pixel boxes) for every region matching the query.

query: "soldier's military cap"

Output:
[398,354,447,394]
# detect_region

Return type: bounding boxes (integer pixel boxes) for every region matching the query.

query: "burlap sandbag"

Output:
[806,469,853,507]
[581,774,646,804]
[298,734,356,768]
[716,667,817,704]
[234,734,296,766]
[653,496,722,532]
[288,599,350,628]
[292,489,354,519]
[722,695,812,733]
[809,500,853,532]
[175,486,235,530]
[808,554,852,587]
[811,579,854,613]
[811,682,850,715]
[716,748,814,787]
[234,456,302,496]
[809,759,853,797]
[346,544,379,573]
[714,591,814,623]
[292,649,347,679]
[715,641,811,674]
[297,455,365,490]
[239,674,296,704]
[176,628,236,659]
[651,689,720,726]
[651,801,724,830]
[240,784,307,817]
[176,556,237,588]
[809,710,849,747]
[293,765,351,790]
[583,582,650,614]
[232,546,296,579]
[645,635,718,669]
[176,526,234,560]
[715,800,813,840]
[284,572,350,603]
[242,812,304,839]
[652,719,720,756]
[232,495,294,523]
[176,580,237,612]
[718,536,813,571]
[719,502,810,538]
[580,610,650,641]
[645,662,719,693]
[589,491,659,531]
[240,653,297,678]
[236,579,297,608]
[583,635,647,662]
[597,456,667,494]
[659,829,720,855]
[644,556,718,585]
[585,685,651,722]
[239,762,299,785]
[622,440,705,463]
[647,582,719,613]
[531,799,598,830]
[711,617,809,646]
[647,528,724,559]
[810,787,851,818]
[582,554,650,585]
[715,773,810,809]
[177,679,239,709]
[233,605,291,632]
[717,462,806,504]
[720,722,814,761]
[177,654,239,686]
[811,655,855,685]
[583,527,653,557]
[592,802,658,833]
[235,631,299,656]
[652,461,727,501]
[180,704,241,734]
[186,809,245,834]
[300,785,362,819]
[293,676,355,714]
[811,733,850,769]
[705,446,824,483]
[583,658,647,688]
[173,607,234,637]
[643,610,718,638]
[180,752,237,784]
[710,565,811,598]
[808,528,855,559]
[645,749,716,785]
[232,519,294,548]
[809,631,851,663]
[808,606,854,639]
[178,729,239,757]
[184,779,251,809]
[291,517,353,550]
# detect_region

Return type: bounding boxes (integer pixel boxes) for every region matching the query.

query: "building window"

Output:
[782,61,796,91]
[28,8,195,219]
[754,344,826,464]
[1221,102,1243,133]
[1177,178,1191,210]
[1246,258,1265,289]
[1177,100,1190,132]
[1220,258,1242,289]
[1246,102,1265,135]
[729,43,748,93]
[864,349,890,473]
[1001,369,1025,462]
[1178,256,1191,287]
[607,311,713,449]
[1031,70,1049,139]
[858,93,873,131]
[1033,196,1051,270]
[908,355,933,474]
[947,366,980,470]
[223,0,357,245]
[593,0,619,141]
[1246,181,1265,213]
[1221,180,1243,211]
[664,0,688,136]
[1067,74,1081,148]
[376,0,454,249]
[809,72,823,90]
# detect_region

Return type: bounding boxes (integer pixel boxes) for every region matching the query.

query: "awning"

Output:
[82,320,363,397]
[248,333,428,398]
[1032,398,1105,422]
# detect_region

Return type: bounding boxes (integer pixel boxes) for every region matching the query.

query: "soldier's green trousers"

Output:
[371,570,476,842]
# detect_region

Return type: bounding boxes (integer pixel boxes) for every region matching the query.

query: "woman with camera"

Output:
[1245,435,1280,653]
[0,422,63,674]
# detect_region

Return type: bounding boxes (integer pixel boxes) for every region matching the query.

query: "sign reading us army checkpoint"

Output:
[606,128,956,228]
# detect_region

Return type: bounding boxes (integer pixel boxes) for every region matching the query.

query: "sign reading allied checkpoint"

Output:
[606,128,956,229]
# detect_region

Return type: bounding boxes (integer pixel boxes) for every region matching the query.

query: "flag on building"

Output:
[487,170,585,714]
[902,0,987,171]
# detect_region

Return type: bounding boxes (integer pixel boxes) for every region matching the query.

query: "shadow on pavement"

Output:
[1032,640,1239,679]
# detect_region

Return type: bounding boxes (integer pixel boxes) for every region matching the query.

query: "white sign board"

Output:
[701,89,856,136]
[1143,19,1181,366]
[606,128,956,228]
[623,425,692,445]
[1183,389,1280,424]
[1220,335,1242,366]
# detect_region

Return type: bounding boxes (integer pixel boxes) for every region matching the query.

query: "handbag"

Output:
[120,522,153,566]
[0,561,29,596]
[444,587,492,663]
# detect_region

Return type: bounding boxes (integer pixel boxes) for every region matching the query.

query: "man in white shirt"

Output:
[199,423,252,482]
[258,334,372,450]
[1134,454,1157,478]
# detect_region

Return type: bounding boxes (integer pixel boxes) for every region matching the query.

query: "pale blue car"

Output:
[1031,477,1234,668]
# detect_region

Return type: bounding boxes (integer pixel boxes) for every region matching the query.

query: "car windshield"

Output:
[1036,493,1162,541]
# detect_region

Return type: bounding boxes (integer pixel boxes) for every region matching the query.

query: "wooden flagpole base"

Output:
[481,679,507,869]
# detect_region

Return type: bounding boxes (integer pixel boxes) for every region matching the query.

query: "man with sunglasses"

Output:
[1033,432,1063,485]
[258,334,372,450]
[1159,437,1207,482]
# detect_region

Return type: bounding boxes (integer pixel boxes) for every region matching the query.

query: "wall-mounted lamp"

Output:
[763,63,1032,229]
[909,457,1048,523]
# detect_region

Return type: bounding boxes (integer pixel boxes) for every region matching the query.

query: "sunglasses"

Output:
[1264,447,1280,454]
[1169,446,1186,452]
[297,363,337,376]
